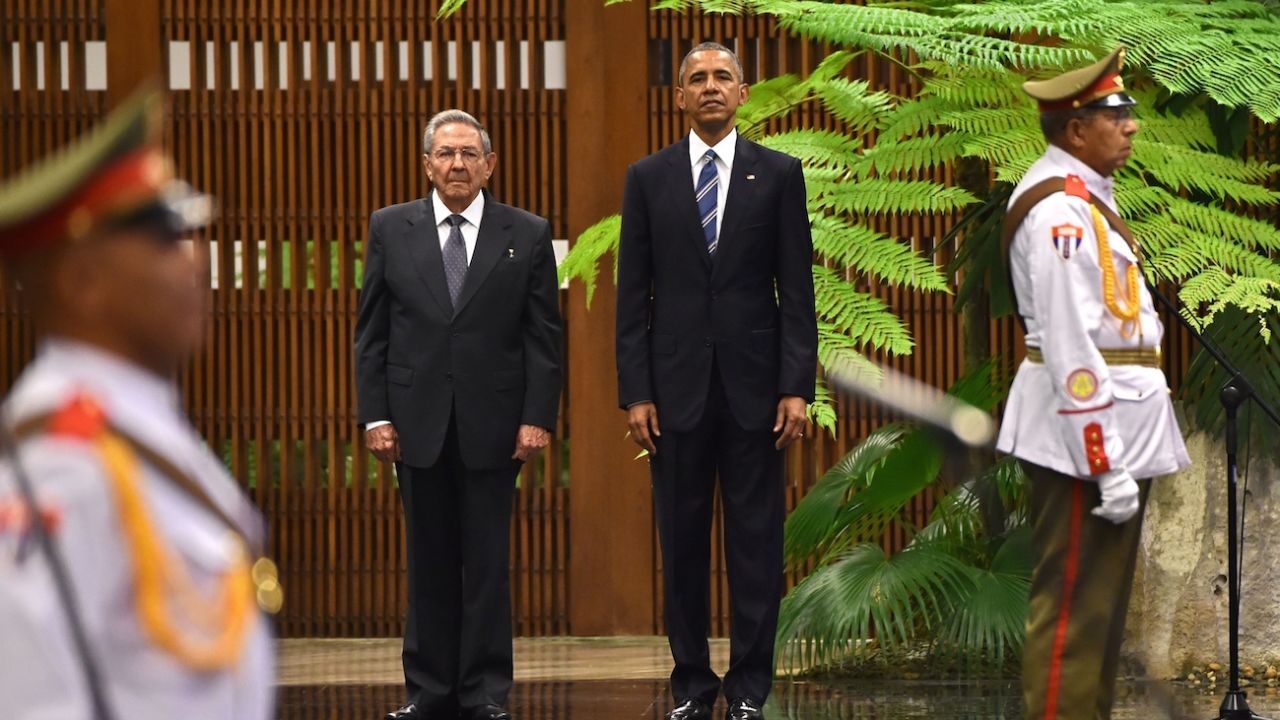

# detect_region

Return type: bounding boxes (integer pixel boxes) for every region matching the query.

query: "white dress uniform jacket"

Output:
[997,145,1190,480]
[0,339,274,720]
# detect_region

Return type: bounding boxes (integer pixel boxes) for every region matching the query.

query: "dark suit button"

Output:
[704,338,712,347]
[451,332,459,338]
[711,292,718,300]
[446,372,453,380]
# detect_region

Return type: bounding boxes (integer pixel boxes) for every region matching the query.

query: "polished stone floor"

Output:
[277,637,1280,719]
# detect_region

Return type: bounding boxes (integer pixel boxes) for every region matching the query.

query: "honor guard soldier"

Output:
[996,47,1191,720]
[0,90,277,720]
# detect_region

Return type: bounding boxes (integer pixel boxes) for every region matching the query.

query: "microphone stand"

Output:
[1147,286,1280,720]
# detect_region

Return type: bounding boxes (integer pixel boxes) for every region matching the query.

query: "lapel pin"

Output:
[746,174,756,180]
[507,248,515,258]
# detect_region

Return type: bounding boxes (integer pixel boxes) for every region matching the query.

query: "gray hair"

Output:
[422,109,492,155]
[679,41,744,86]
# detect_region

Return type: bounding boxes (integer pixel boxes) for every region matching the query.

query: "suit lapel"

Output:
[453,194,510,317]
[403,198,454,316]
[664,137,713,271]
[716,136,758,251]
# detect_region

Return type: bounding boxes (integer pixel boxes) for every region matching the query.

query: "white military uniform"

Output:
[997,144,1190,480]
[0,339,275,720]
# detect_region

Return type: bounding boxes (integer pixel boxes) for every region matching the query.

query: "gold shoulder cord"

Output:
[98,431,274,671]
[1088,204,1143,341]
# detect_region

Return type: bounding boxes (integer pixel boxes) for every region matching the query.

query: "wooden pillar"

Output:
[565,1,655,635]
[104,0,162,108]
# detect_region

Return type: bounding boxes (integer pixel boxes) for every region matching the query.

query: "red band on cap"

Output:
[1037,72,1123,113]
[0,148,167,259]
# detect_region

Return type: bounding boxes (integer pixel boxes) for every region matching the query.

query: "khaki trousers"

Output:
[1020,461,1149,720]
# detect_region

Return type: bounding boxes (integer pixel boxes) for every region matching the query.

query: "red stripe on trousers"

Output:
[1044,479,1085,720]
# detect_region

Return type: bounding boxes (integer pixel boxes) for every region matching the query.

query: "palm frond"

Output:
[784,422,913,567]
[933,526,1033,665]
[777,543,976,671]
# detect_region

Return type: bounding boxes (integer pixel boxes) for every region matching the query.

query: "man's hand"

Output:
[365,424,401,463]
[627,402,661,455]
[774,396,808,450]
[513,424,551,462]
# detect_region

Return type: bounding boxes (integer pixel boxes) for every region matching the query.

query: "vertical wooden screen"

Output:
[160,0,568,637]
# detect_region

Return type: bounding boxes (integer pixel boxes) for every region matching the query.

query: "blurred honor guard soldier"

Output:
[997,47,1190,719]
[616,42,818,720]
[0,90,277,720]
[355,110,563,720]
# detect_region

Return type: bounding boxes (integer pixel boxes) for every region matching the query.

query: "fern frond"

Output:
[1161,198,1280,252]
[1114,182,1176,218]
[1140,233,1280,284]
[810,216,950,292]
[937,107,1034,136]
[812,76,896,134]
[557,215,621,307]
[760,129,864,170]
[961,124,1044,180]
[881,95,954,141]
[808,377,838,435]
[1127,140,1280,204]
[862,133,968,177]
[917,63,1026,107]
[810,177,978,215]
[737,72,810,136]
[813,267,915,355]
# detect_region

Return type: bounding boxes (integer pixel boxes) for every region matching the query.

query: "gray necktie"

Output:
[442,214,468,307]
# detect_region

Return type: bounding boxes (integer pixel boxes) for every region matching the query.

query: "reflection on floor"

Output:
[278,637,1280,719]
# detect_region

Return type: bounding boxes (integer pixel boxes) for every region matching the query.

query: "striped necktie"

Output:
[696,149,719,256]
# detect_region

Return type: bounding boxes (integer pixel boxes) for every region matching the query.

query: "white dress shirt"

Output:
[688,128,737,243]
[366,190,486,431]
[432,189,485,263]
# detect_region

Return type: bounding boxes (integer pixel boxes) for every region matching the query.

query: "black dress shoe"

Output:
[463,704,512,720]
[384,703,419,720]
[726,698,765,720]
[667,699,712,720]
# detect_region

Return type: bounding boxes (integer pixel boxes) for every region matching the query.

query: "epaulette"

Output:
[44,393,109,441]
[1063,174,1090,201]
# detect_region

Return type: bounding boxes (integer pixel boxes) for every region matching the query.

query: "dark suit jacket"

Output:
[616,134,818,432]
[355,191,563,469]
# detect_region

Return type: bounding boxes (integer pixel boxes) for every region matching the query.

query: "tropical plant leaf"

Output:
[777,542,975,671]
[557,215,621,307]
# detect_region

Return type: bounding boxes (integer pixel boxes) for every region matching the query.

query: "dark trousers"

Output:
[650,370,786,706]
[1020,461,1149,720]
[397,417,518,717]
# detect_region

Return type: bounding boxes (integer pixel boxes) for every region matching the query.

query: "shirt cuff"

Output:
[365,420,391,430]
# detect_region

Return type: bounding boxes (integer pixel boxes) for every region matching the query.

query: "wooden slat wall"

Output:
[0,1,1249,639]
[1,0,570,638]
[0,0,107,385]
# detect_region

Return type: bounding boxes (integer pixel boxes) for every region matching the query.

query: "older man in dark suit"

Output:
[355,110,563,720]
[616,42,818,720]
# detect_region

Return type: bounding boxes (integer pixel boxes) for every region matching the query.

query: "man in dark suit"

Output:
[616,42,818,720]
[355,110,563,720]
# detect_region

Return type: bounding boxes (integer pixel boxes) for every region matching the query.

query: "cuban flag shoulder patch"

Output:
[1051,223,1084,260]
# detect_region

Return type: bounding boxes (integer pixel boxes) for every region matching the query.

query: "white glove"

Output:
[1092,466,1140,524]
